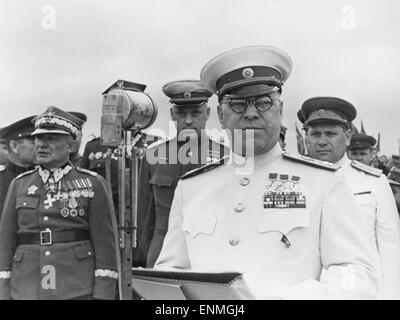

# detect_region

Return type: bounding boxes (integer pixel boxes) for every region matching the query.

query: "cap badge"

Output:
[242,67,254,79]
[184,92,192,98]
[117,80,124,88]
[316,109,326,115]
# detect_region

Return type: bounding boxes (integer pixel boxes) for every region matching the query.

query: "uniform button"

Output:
[97,164,101,168]
[44,250,51,256]
[240,177,250,186]
[234,203,245,212]
[23,202,27,206]
[43,216,49,221]
[88,251,92,256]
[229,237,241,246]
[187,151,193,157]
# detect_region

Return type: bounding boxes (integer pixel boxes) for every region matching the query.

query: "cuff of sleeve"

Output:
[93,275,117,300]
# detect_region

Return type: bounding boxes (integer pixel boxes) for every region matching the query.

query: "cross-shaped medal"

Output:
[44,194,56,209]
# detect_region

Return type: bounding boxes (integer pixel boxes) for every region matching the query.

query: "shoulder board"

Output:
[351,160,382,177]
[0,165,6,172]
[76,167,98,176]
[180,156,229,180]
[146,137,170,150]
[15,167,39,180]
[282,152,338,171]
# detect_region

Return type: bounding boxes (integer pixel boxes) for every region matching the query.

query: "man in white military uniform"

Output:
[154,46,379,299]
[298,97,400,299]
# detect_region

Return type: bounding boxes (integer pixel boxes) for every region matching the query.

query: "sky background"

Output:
[1,0,399,155]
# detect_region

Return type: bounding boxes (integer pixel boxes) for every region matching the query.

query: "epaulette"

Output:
[351,160,382,177]
[76,167,98,176]
[0,165,5,172]
[282,152,338,171]
[180,156,229,180]
[15,167,39,180]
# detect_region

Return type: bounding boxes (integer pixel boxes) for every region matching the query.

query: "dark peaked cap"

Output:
[200,46,292,98]
[162,80,212,106]
[349,133,376,150]
[299,97,357,127]
[1,116,36,142]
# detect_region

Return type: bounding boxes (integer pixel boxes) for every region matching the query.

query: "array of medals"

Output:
[43,174,94,218]
[263,173,306,209]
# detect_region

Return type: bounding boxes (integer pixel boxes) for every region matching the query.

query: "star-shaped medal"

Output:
[27,185,38,195]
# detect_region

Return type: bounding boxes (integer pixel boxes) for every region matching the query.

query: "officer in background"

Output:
[0,106,117,300]
[68,112,87,166]
[388,166,400,214]
[155,46,378,299]
[298,97,400,299]
[347,133,376,166]
[135,80,229,268]
[0,116,37,215]
[0,128,8,167]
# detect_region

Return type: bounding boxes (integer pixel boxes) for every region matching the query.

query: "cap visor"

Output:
[31,128,71,136]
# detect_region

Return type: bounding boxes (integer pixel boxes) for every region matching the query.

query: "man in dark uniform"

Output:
[347,133,376,166]
[0,116,37,215]
[68,112,87,167]
[134,79,229,268]
[0,128,8,167]
[0,106,117,300]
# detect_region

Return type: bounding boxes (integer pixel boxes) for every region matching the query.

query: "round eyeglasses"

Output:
[220,95,279,114]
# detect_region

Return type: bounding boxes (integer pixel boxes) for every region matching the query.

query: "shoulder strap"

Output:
[350,160,382,177]
[180,156,229,180]
[282,152,338,171]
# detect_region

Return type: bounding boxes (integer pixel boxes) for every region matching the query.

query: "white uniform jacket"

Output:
[336,155,400,299]
[155,144,379,299]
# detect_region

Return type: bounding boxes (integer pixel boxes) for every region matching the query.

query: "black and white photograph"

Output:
[0,0,399,306]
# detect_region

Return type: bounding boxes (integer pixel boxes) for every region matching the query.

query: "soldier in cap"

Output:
[0,116,37,216]
[154,46,378,299]
[299,97,400,299]
[135,79,229,268]
[347,133,377,166]
[388,166,400,214]
[68,111,87,167]
[0,128,8,167]
[0,106,117,300]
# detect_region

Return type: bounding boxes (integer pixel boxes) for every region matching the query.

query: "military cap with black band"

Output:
[298,97,357,128]
[1,116,36,143]
[349,133,376,150]
[162,80,212,106]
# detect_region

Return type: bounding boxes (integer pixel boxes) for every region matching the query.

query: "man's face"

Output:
[35,133,76,169]
[390,185,400,213]
[306,123,351,163]
[218,84,282,156]
[347,148,373,165]
[0,142,9,164]
[10,137,37,166]
[170,104,210,140]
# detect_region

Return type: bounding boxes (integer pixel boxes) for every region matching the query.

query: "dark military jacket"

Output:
[80,135,160,216]
[134,136,229,267]
[0,164,117,300]
[0,161,34,217]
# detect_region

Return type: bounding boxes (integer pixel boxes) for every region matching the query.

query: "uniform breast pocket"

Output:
[15,197,40,220]
[182,213,217,239]
[149,175,175,209]
[257,209,310,240]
